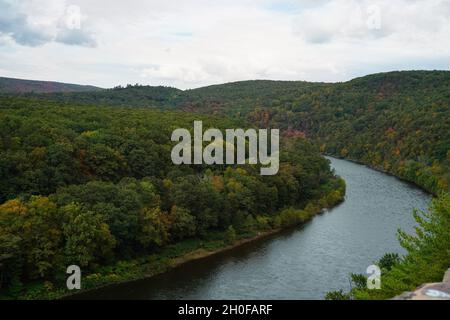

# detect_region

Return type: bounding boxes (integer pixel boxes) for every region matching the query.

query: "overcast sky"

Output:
[0,0,449,89]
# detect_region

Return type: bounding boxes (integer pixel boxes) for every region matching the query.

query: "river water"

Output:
[77,157,431,299]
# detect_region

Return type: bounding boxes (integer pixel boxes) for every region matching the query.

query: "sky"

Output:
[0,0,449,89]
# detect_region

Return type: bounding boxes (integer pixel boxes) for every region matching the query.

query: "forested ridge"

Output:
[0,77,102,94]
[179,71,450,194]
[22,70,450,194]
[23,84,182,108]
[0,96,344,298]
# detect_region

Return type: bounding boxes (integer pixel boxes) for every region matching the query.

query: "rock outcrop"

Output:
[392,269,450,300]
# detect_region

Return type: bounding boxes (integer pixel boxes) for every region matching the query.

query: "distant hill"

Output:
[30,84,183,108]
[25,80,324,110]
[0,76,102,93]
[184,79,325,101]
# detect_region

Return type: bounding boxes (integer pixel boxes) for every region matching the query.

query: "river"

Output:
[76,157,431,299]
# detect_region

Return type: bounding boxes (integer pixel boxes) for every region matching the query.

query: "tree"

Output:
[22,197,63,278]
[138,206,170,248]
[62,203,116,268]
[0,233,22,289]
[225,225,236,244]
[378,253,400,271]
[169,206,196,241]
[325,290,351,300]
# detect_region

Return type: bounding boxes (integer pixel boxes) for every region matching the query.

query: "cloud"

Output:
[0,0,96,47]
[293,0,450,44]
[55,28,96,47]
[0,0,449,89]
[0,1,51,46]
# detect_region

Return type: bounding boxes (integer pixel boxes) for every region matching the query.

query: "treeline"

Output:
[20,84,182,108]
[0,98,344,297]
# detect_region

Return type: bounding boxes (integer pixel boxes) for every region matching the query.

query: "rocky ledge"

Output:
[392,269,450,300]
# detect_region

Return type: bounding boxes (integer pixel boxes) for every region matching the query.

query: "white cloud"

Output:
[0,0,449,89]
[0,0,96,47]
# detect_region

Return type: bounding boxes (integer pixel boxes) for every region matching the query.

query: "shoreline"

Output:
[324,154,435,196]
[167,228,282,269]
[2,169,345,300]
[60,228,285,299]
[62,201,343,300]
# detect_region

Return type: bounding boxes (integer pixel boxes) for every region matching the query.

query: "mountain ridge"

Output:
[1,70,448,193]
[0,76,103,93]
[3,69,450,94]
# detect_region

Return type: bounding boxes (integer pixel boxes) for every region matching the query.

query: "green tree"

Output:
[138,206,170,248]
[225,225,237,244]
[62,203,116,268]
[169,206,196,241]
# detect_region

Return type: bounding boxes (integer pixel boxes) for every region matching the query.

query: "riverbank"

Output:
[324,154,439,196]
[2,178,345,300]
[70,157,434,300]
[167,228,282,269]
[62,228,285,300]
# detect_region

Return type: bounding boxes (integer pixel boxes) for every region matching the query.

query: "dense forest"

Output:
[22,71,450,194]
[0,96,344,298]
[0,70,448,299]
[179,71,450,194]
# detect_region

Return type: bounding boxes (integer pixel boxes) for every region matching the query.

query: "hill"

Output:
[181,71,450,193]
[26,84,183,108]
[3,71,449,193]
[0,76,102,93]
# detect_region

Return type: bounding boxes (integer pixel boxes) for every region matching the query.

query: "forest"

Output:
[0,70,448,299]
[177,71,450,195]
[0,96,344,298]
[21,71,450,194]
